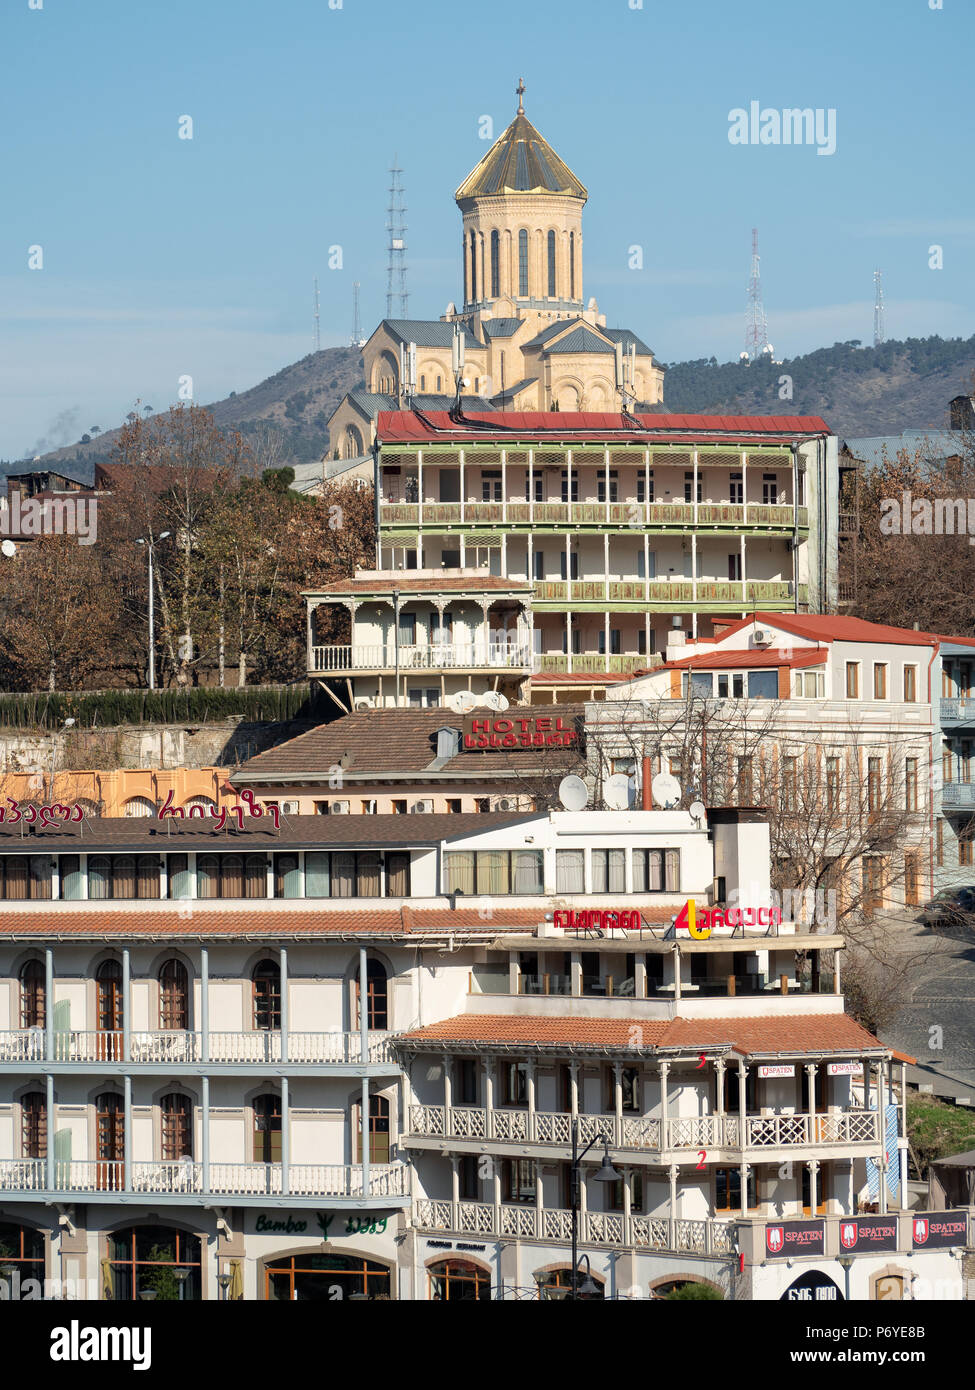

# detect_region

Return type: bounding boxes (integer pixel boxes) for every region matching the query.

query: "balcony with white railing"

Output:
[406,1105,880,1156]
[0,1030,396,1068]
[0,1158,410,1202]
[413,1198,735,1256]
[309,641,532,674]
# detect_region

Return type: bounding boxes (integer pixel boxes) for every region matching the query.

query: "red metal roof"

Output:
[662,647,827,672]
[706,612,942,649]
[376,410,832,444]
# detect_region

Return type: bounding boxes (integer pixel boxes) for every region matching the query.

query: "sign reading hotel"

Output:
[463,716,578,749]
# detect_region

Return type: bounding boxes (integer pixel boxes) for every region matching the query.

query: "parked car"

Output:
[918,886,975,930]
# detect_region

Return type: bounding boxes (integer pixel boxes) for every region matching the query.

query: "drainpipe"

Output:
[642,756,653,810]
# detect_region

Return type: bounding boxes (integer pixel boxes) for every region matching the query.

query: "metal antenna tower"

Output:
[386,159,408,318]
[873,269,886,347]
[351,281,362,347]
[744,228,769,360]
[313,277,321,352]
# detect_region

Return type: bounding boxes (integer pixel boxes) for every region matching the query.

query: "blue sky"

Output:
[1,0,971,458]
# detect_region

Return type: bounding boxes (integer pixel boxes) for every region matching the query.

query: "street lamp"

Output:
[837,1254,853,1301]
[138,1287,157,1301]
[217,1271,232,1300]
[134,533,170,691]
[570,1120,620,1301]
[173,1265,191,1301]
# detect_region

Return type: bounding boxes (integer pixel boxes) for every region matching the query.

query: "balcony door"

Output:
[253,1094,282,1165]
[96,961,123,1061]
[96,1092,124,1189]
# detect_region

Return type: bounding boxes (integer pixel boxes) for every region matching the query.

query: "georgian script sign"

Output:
[553,908,643,931]
[0,798,84,826]
[676,901,781,934]
[781,1270,844,1301]
[463,715,578,749]
[765,1220,826,1258]
[911,1211,968,1248]
[158,787,280,830]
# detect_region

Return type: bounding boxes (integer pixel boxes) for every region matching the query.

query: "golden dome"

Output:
[455,110,587,204]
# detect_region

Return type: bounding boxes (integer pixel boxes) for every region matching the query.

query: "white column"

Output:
[660,1061,670,1149]
[459,449,465,525]
[528,449,534,525]
[202,1074,210,1193]
[604,530,610,602]
[604,448,611,524]
[691,532,698,639]
[485,1057,495,1138]
[281,1076,290,1195]
[501,449,507,524]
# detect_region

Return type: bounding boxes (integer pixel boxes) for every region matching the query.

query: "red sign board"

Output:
[463,716,577,750]
[552,908,642,932]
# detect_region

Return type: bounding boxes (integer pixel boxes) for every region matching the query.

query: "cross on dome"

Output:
[516,77,525,115]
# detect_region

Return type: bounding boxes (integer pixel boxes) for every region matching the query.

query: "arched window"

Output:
[160,1093,193,1160]
[137,855,160,899]
[252,959,281,1031]
[220,855,244,898]
[469,230,477,302]
[197,854,219,900]
[355,958,388,1030]
[490,230,500,298]
[0,1223,44,1283]
[19,959,45,1029]
[355,1094,390,1164]
[88,856,110,900]
[183,796,217,815]
[535,1267,604,1300]
[245,854,267,898]
[570,231,576,299]
[96,1092,124,1188]
[429,1258,491,1301]
[547,230,556,298]
[159,959,189,1031]
[253,1094,282,1163]
[107,1227,201,1301]
[518,230,529,297]
[21,1092,46,1159]
[123,797,156,818]
[112,856,136,898]
[265,1252,391,1302]
[96,961,123,1053]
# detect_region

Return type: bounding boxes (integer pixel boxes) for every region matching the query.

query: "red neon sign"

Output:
[158,787,280,830]
[0,798,85,826]
[463,716,577,750]
[552,908,642,931]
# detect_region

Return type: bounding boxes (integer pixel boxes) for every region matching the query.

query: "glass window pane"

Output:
[332,853,355,898]
[357,853,381,897]
[245,855,267,898]
[274,854,300,898]
[197,855,219,900]
[446,852,474,895]
[168,855,192,900]
[476,851,509,895]
[592,850,608,893]
[305,851,330,898]
[88,856,111,900]
[386,852,410,897]
[136,856,160,900]
[747,670,778,699]
[512,851,543,895]
[556,850,584,893]
[632,850,646,892]
[60,855,83,900]
[609,849,625,893]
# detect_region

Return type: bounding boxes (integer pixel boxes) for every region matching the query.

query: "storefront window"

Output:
[0,1222,44,1287]
[429,1258,491,1301]
[107,1226,201,1301]
[265,1253,391,1301]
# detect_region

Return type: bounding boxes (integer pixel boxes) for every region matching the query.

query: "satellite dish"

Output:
[689,799,707,823]
[558,775,588,812]
[1,540,16,558]
[603,773,632,811]
[652,772,682,809]
[495,693,509,711]
[449,690,478,715]
[483,691,508,712]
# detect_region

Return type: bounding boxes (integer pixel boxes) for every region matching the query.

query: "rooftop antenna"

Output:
[351,280,362,347]
[386,159,409,318]
[313,277,321,352]
[744,227,769,361]
[873,269,886,347]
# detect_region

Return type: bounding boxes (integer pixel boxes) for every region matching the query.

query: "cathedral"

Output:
[326,83,665,460]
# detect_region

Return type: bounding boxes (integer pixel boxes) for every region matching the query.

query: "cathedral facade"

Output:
[327,86,665,461]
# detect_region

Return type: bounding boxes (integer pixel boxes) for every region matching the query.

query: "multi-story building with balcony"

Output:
[307,409,838,708]
[0,805,961,1301]
[935,639,975,893]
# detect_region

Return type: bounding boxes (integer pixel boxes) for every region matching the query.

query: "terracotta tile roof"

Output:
[377,411,832,443]
[0,903,552,939]
[232,705,586,781]
[398,1012,884,1055]
[0,811,533,849]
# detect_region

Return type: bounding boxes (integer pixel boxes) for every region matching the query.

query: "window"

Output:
[826,756,840,812]
[96,1092,124,1177]
[782,756,797,811]
[905,758,918,812]
[547,230,556,297]
[762,473,778,504]
[684,472,702,503]
[107,1227,202,1302]
[632,848,679,892]
[490,229,500,298]
[0,1223,44,1285]
[481,470,502,502]
[536,1268,604,1300]
[19,960,45,1029]
[717,673,745,699]
[728,553,742,581]
[598,630,621,655]
[430,610,453,643]
[159,959,189,1031]
[266,1253,390,1302]
[846,662,859,699]
[167,854,192,899]
[904,853,920,908]
[469,230,477,302]
[592,848,626,893]
[863,858,885,911]
[160,1094,192,1160]
[59,855,82,900]
[518,229,529,297]
[607,1172,643,1211]
[429,1259,490,1301]
[355,1095,390,1164]
[795,670,824,698]
[944,748,954,785]
[96,961,123,1036]
[500,1060,528,1107]
[253,1094,281,1163]
[252,959,281,1031]
[21,1092,46,1159]
[560,470,579,503]
[960,826,974,868]
[868,757,882,813]
[197,854,219,900]
[445,849,542,895]
[730,471,743,504]
[457,1058,478,1106]
[903,665,918,702]
[737,756,754,803]
[874,663,888,699]
[747,670,778,699]
[715,1167,757,1211]
[569,231,575,298]
[936,818,944,867]
[0,856,52,900]
[597,471,618,503]
[273,854,300,898]
[355,959,388,1030]
[556,850,585,894]
[559,550,579,580]
[502,1157,535,1202]
[526,474,543,503]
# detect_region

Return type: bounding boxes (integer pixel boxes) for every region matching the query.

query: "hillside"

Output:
[11,332,975,474]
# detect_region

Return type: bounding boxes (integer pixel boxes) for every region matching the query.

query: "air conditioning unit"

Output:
[281,800,300,815]
[331,800,351,814]
[494,797,519,812]
[355,697,375,711]
[753,626,774,646]
[410,799,434,813]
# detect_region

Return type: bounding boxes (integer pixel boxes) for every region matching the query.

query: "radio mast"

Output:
[386,160,409,318]
[744,228,769,360]
[873,269,886,347]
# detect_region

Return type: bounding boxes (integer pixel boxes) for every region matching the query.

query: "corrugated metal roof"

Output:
[383,320,481,350]
[544,325,616,355]
[376,410,834,443]
[843,431,964,470]
[482,318,523,338]
[603,326,655,358]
